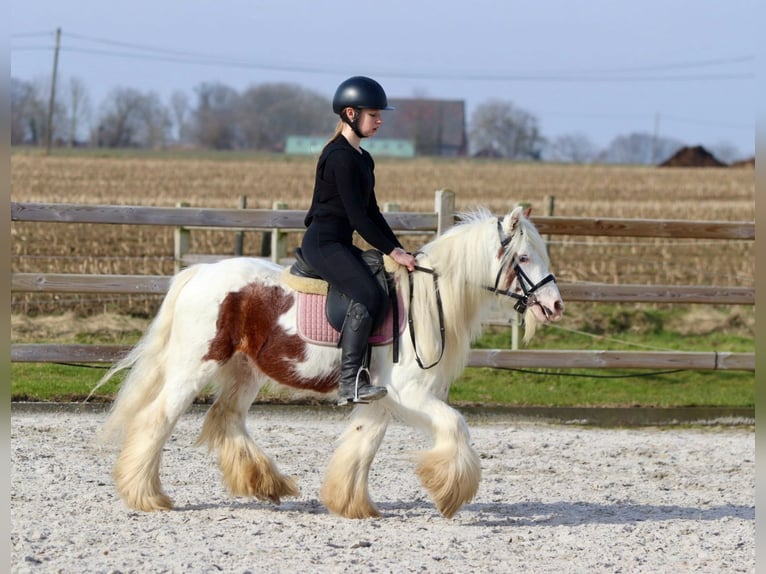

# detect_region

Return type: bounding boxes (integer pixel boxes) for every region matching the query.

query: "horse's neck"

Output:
[414,222,495,331]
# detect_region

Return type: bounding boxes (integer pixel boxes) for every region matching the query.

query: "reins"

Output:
[407,263,445,370]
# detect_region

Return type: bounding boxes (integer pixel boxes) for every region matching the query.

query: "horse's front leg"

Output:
[320,403,391,519]
[196,359,299,505]
[390,387,482,519]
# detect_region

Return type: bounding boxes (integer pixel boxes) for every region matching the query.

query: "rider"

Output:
[301,76,417,406]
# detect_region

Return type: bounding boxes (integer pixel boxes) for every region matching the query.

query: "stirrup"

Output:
[337,367,387,406]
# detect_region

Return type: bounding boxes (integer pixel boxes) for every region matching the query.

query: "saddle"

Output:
[284,249,405,357]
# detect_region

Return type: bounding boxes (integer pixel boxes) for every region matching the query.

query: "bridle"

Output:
[484,218,557,316]
[406,216,556,370]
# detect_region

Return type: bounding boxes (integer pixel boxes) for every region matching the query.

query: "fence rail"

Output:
[11,196,755,371]
[10,272,755,305]
[11,201,755,239]
[9,345,755,371]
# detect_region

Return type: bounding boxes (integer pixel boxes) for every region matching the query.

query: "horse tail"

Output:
[95,265,203,443]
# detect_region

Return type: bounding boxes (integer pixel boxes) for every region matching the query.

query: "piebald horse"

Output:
[96,205,563,519]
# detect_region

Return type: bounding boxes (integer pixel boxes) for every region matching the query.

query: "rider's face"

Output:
[347,108,383,138]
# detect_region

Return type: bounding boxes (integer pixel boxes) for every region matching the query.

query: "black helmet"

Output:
[332,76,394,114]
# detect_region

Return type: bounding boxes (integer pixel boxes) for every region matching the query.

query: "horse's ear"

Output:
[509,204,532,233]
[509,205,524,232]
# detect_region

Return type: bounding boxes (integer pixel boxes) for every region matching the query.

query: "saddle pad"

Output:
[282,268,328,295]
[296,291,406,347]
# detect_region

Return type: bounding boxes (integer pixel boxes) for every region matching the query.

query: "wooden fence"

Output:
[10,192,755,371]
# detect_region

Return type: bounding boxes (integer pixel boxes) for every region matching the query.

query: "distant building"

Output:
[285,136,415,158]
[285,98,466,158]
[384,98,467,157]
[658,145,727,168]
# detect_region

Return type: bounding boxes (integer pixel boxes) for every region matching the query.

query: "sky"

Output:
[10,0,756,157]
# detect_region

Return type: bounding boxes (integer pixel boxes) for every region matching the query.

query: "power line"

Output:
[662,115,753,130]
[544,111,751,131]
[63,46,324,74]
[564,55,753,75]
[71,32,750,76]
[11,29,755,84]
[11,31,55,39]
[55,48,762,83]
[65,31,247,61]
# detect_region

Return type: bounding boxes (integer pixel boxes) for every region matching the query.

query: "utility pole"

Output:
[651,112,660,164]
[45,27,61,155]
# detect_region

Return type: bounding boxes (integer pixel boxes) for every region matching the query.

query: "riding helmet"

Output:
[332,76,395,114]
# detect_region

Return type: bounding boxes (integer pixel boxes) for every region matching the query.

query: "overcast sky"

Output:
[11,0,755,157]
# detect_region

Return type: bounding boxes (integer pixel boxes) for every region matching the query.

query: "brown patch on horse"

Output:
[204,283,338,393]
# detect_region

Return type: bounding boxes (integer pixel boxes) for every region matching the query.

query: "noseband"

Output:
[485,218,557,315]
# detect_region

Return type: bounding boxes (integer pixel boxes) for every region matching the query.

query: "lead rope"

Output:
[407,263,446,370]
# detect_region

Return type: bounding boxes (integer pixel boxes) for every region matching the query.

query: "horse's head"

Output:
[491,205,564,341]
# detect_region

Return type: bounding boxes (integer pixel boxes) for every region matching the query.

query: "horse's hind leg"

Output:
[321,404,391,519]
[113,362,214,512]
[196,356,299,504]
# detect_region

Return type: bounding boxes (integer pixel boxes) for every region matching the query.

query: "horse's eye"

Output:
[518,255,529,263]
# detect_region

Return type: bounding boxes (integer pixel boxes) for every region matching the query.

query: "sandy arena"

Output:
[11,405,754,573]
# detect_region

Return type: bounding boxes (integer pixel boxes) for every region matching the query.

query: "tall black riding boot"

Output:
[337,302,387,406]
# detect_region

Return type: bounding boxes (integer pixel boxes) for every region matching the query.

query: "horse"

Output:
[94,204,563,519]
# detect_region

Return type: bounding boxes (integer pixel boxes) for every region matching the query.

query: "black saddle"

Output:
[290,248,393,332]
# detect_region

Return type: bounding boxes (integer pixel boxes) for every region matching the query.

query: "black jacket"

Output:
[304,135,401,255]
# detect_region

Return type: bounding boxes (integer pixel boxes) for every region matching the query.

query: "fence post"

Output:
[270,201,288,263]
[173,201,190,274]
[434,189,455,236]
[543,195,555,256]
[234,195,247,256]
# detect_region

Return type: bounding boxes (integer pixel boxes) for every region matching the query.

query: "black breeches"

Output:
[301,226,387,321]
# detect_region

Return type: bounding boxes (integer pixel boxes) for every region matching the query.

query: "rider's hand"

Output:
[389,247,416,271]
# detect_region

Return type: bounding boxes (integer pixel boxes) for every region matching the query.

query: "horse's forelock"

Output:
[512,213,549,265]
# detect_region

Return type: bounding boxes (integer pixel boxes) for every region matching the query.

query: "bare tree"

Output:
[137,92,172,149]
[64,76,91,147]
[237,83,333,151]
[11,78,45,145]
[95,87,142,147]
[546,132,598,163]
[599,132,684,165]
[192,82,241,150]
[169,90,191,145]
[469,100,544,159]
[93,87,171,148]
[10,76,66,146]
[710,140,743,164]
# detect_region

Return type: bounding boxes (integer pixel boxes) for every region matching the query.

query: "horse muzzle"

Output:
[516,290,564,323]
[530,295,564,323]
